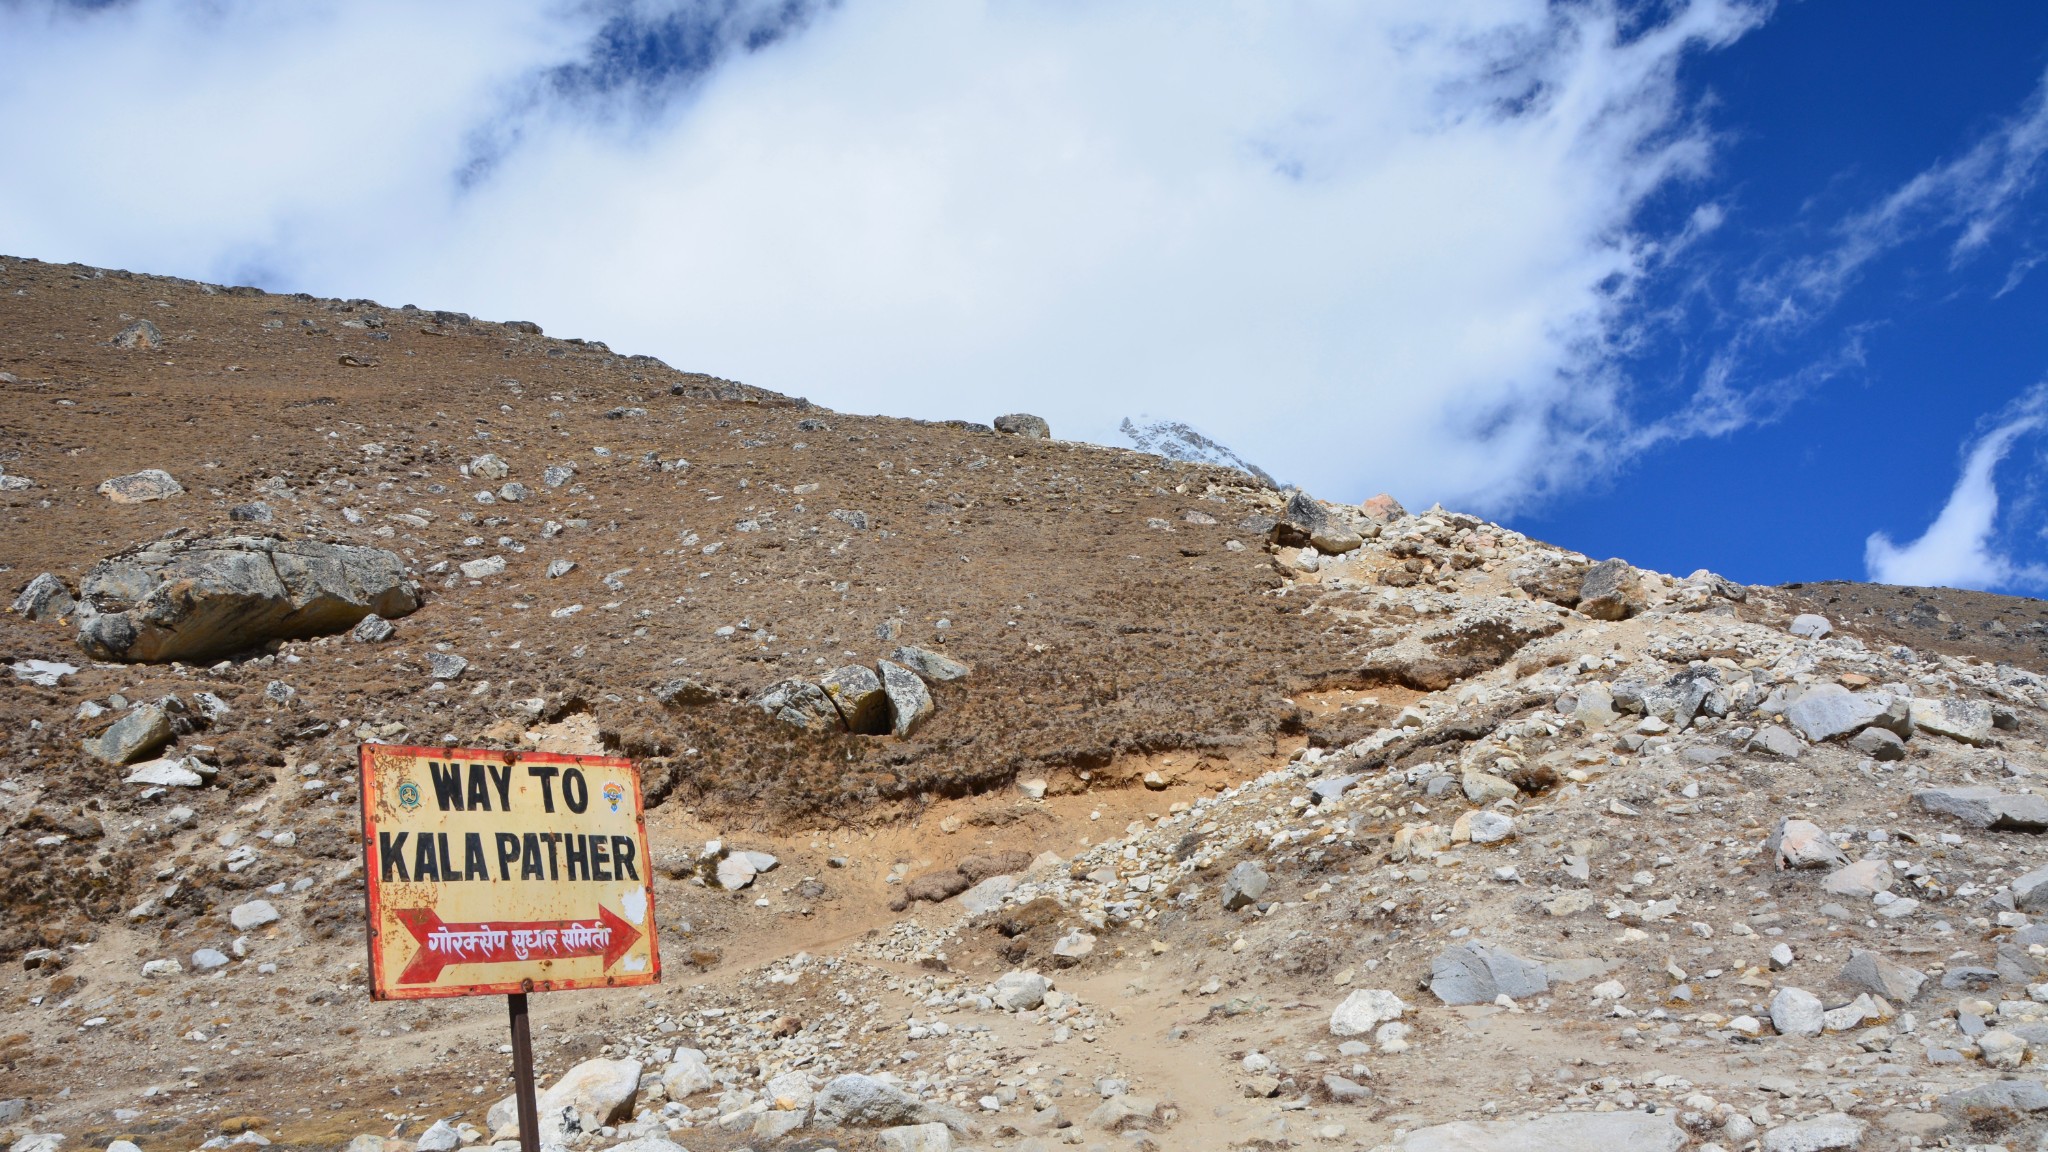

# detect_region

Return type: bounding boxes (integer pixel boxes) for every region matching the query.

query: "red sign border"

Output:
[359,742,662,1001]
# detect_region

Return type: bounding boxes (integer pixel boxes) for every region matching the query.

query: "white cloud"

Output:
[0,0,1767,513]
[1865,385,2048,591]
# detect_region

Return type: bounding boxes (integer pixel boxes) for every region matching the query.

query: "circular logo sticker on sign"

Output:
[397,779,422,810]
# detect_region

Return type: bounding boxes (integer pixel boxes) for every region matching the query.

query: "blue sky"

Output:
[5,1,2048,591]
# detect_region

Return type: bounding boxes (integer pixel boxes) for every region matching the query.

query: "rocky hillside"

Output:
[8,254,2048,1152]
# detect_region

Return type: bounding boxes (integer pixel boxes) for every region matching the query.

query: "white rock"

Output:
[875,1123,951,1152]
[1329,989,1406,1037]
[1467,811,1515,844]
[660,1049,715,1101]
[1770,987,1824,1038]
[459,556,507,580]
[716,855,757,891]
[125,758,205,787]
[1788,614,1832,638]
[414,1121,461,1152]
[1978,1028,2027,1069]
[1761,1112,1865,1152]
[229,900,280,931]
[141,958,182,978]
[992,970,1050,1011]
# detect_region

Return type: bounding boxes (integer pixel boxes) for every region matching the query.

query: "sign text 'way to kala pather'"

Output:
[359,743,661,1152]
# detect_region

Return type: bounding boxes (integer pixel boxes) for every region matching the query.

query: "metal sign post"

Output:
[358,744,660,1150]
[508,992,540,1152]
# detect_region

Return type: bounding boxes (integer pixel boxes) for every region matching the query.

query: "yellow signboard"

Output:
[358,743,661,1000]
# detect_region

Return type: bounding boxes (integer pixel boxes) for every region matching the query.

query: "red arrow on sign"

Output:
[392,905,640,984]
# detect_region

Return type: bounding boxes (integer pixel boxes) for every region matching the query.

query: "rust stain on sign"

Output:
[358,743,661,1001]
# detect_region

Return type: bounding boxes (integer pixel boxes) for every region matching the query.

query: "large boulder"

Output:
[754,679,842,730]
[992,414,1049,439]
[1910,696,1993,745]
[812,1073,955,1129]
[877,659,934,737]
[1428,942,1549,1005]
[488,1057,641,1142]
[11,573,75,622]
[1913,786,2048,831]
[97,468,182,503]
[83,701,176,765]
[1272,490,1362,553]
[74,536,418,663]
[821,664,889,733]
[1576,559,1645,620]
[1783,684,1891,742]
[1358,594,1565,691]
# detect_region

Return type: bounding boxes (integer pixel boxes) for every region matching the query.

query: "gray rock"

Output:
[413,1121,461,1152]
[546,559,575,578]
[1747,724,1804,759]
[991,970,1049,1011]
[887,645,972,682]
[1577,559,1645,621]
[498,482,529,503]
[821,664,889,733]
[228,502,273,523]
[191,948,229,970]
[876,1124,950,1152]
[1272,490,1330,550]
[426,652,468,681]
[830,508,871,531]
[755,679,843,730]
[1321,1074,1371,1103]
[351,614,395,643]
[2017,866,2048,911]
[84,703,173,765]
[75,535,417,663]
[11,574,75,622]
[877,659,934,738]
[97,469,183,503]
[654,677,718,706]
[1938,1078,2048,1126]
[7,1135,63,1152]
[229,900,279,931]
[1784,684,1890,742]
[1838,949,1925,1002]
[1939,966,2000,990]
[1761,1113,1864,1152]
[1374,1111,1685,1152]
[1847,726,1905,760]
[1914,786,2048,831]
[1309,775,1359,805]
[1222,861,1269,910]
[993,413,1050,439]
[113,319,163,349]
[0,1100,26,1125]
[458,555,506,579]
[469,454,510,481]
[1770,986,1824,1037]
[1910,696,1994,745]
[542,464,576,488]
[812,1073,951,1129]
[1428,941,1549,1005]
[1788,613,1833,638]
